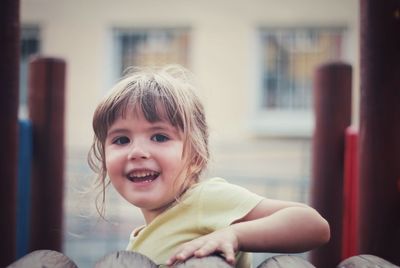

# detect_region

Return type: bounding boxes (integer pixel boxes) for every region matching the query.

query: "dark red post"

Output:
[358,0,400,265]
[0,0,20,265]
[28,57,66,251]
[310,62,352,268]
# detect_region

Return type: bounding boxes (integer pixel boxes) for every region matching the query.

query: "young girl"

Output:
[88,65,330,267]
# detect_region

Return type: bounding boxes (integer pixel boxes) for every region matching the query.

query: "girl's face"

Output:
[104,107,187,223]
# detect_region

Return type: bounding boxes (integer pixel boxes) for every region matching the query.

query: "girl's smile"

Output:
[126,168,160,183]
[104,107,187,223]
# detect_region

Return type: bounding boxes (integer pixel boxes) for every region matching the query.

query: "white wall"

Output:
[21,0,359,150]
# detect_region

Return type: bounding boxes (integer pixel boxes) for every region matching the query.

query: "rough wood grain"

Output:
[95,250,157,268]
[7,250,77,268]
[171,255,233,268]
[257,255,316,268]
[338,254,400,268]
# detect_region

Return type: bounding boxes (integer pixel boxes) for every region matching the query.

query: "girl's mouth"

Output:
[126,170,160,183]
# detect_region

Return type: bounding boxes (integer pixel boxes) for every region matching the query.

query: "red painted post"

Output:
[310,62,352,268]
[342,126,359,259]
[0,0,20,265]
[28,57,66,252]
[358,0,400,265]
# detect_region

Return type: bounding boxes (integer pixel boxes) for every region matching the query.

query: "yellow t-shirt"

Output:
[126,177,264,267]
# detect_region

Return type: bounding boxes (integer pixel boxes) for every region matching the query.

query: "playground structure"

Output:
[310,0,400,267]
[6,249,400,268]
[1,0,399,267]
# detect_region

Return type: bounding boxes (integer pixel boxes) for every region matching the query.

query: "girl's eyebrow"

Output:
[106,123,180,137]
[148,122,174,131]
[106,128,129,137]
[149,123,180,135]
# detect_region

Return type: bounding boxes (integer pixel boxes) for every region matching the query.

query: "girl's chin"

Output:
[133,198,176,213]
[126,196,164,209]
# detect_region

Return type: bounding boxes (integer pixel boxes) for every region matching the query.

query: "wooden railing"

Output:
[7,250,399,268]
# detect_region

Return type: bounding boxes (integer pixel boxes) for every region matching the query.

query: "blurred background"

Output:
[19,0,359,266]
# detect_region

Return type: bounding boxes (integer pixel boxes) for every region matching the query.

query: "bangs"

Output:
[139,85,184,130]
[93,78,185,143]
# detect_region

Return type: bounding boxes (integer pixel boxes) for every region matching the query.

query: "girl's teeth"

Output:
[127,171,160,182]
[129,171,157,178]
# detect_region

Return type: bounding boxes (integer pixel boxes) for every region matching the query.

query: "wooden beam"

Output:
[358,0,400,265]
[0,0,20,265]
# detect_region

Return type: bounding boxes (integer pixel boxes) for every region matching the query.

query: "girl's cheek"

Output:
[104,150,121,170]
[105,146,122,159]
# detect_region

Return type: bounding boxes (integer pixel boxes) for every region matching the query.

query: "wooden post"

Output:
[8,250,78,268]
[0,0,20,265]
[310,62,352,268]
[257,255,316,268]
[95,251,158,268]
[338,254,399,268]
[28,57,66,252]
[358,0,400,265]
[172,255,233,268]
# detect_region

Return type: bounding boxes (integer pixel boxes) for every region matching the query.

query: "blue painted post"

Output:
[16,119,33,259]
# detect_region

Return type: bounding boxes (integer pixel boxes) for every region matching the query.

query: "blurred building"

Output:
[20,0,359,267]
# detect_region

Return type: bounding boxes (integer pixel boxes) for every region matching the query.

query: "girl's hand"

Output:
[166,227,238,266]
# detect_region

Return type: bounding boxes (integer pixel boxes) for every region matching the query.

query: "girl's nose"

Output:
[127,142,150,160]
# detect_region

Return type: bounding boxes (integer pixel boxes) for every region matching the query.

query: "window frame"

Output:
[249,26,348,137]
[19,25,41,119]
[111,27,191,81]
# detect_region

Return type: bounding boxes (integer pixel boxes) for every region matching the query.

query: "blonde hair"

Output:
[88,65,209,216]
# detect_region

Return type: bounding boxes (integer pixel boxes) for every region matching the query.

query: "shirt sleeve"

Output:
[197,177,263,233]
[126,230,136,250]
[126,225,145,250]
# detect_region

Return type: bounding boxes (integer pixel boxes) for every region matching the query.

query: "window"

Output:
[113,28,190,77]
[253,27,346,136]
[20,26,40,118]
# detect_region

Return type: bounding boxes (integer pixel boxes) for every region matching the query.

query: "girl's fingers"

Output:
[166,251,191,265]
[221,244,236,265]
[194,241,236,265]
[166,240,205,265]
[166,236,237,266]
[193,241,218,257]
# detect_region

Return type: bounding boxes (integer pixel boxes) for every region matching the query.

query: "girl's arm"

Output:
[232,198,330,252]
[166,199,330,266]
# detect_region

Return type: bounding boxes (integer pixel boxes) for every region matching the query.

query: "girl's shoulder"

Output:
[186,177,228,196]
[187,177,262,203]
[195,177,254,193]
[187,177,264,230]
[193,177,229,188]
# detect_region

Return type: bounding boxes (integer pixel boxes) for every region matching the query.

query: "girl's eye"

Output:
[151,134,169,142]
[113,136,130,145]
